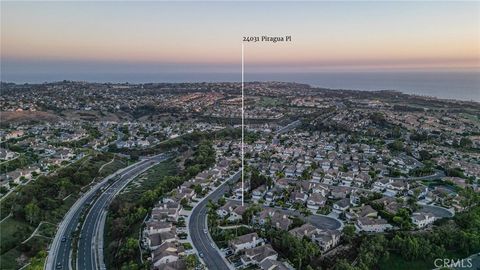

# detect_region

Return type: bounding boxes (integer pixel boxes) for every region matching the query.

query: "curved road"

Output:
[279,208,342,230]
[392,169,445,181]
[189,171,240,270]
[275,120,301,135]
[46,154,167,270]
[188,170,341,270]
[78,154,168,270]
[419,204,454,218]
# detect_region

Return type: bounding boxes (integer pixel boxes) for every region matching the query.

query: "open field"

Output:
[0,111,61,126]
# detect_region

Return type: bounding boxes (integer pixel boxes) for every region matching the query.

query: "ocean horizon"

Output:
[2,71,479,102]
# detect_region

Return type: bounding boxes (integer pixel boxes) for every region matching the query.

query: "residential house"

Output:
[307,193,327,212]
[151,242,184,267]
[290,191,308,204]
[252,185,267,202]
[230,232,264,254]
[241,244,278,266]
[346,205,378,220]
[217,201,240,218]
[411,212,436,228]
[228,205,247,222]
[355,217,392,232]
[312,168,323,182]
[151,201,181,222]
[333,198,350,213]
[146,221,173,235]
[314,230,341,252]
[270,213,293,231]
[284,165,296,178]
[259,259,289,270]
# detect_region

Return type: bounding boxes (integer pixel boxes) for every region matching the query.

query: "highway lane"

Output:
[46,154,166,270]
[275,120,301,135]
[78,154,168,270]
[189,171,240,270]
[53,196,94,270]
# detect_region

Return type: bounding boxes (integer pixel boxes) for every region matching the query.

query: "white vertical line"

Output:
[241,43,244,207]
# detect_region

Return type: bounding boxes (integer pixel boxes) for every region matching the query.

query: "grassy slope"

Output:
[104,159,177,268]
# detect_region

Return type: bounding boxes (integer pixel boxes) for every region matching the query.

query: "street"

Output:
[46,154,167,270]
[420,204,454,218]
[189,171,241,270]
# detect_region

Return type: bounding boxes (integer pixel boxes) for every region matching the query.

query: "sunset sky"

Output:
[1,1,479,81]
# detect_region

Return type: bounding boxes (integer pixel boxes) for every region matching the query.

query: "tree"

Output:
[357,235,389,269]
[193,184,202,195]
[117,237,138,262]
[370,112,387,126]
[407,196,419,212]
[419,150,432,161]
[389,140,404,151]
[120,261,140,270]
[139,190,157,207]
[267,229,320,269]
[250,168,268,190]
[459,137,472,148]
[242,204,261,225]
[180,198,189,208]
[391,126,402,138]
[26,250,48,270]
[218,197,226,206]
[25,202,41,224]
[184,254,198,270]
[393,208,413,230]
[335,259,359,270]
[459,188,478,209]
[342,225,356,244]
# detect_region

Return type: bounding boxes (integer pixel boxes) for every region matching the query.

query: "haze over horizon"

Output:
[1,1,479,83]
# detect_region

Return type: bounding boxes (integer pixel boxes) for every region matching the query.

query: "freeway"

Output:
[189,171,241,270]
[45,154,167,270]
[275,120,301,135]
[78,154,168,270]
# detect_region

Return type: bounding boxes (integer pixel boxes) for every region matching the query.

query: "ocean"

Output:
[2,71,479,102]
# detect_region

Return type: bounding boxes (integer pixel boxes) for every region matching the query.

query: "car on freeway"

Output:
[56,263,62,269]
[199,253,204,258]
[61,237,67,242]
[203,229,208,234]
